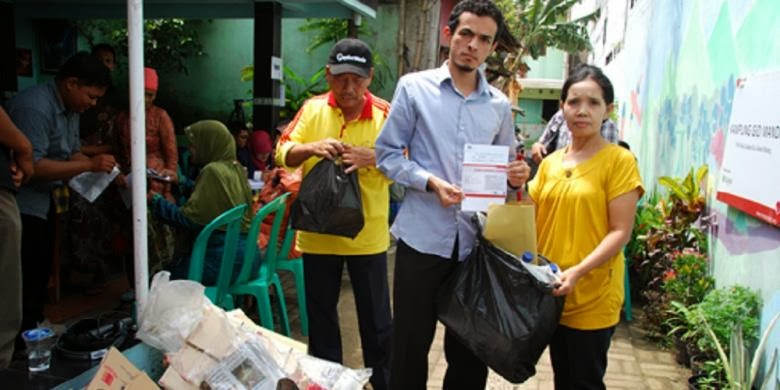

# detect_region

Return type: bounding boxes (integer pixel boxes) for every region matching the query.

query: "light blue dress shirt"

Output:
[376,63,516,261]
[8,81,81,219]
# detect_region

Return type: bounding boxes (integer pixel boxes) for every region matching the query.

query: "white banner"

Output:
[716,71,780,227]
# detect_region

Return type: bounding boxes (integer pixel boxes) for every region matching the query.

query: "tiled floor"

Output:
[44,245,691,389]
[300,245,692,389]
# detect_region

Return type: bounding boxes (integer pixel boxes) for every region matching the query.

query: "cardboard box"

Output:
[86,346,160,390]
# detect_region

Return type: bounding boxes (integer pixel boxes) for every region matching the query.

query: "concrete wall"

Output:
[588,0,780,384]
[159,19,254,128]
[11,3,400,127]
[525,47,566,80]
[13,13,50,92]
[282,3,399,103]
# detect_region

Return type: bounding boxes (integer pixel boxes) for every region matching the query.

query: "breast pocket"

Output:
[463,104,502,144]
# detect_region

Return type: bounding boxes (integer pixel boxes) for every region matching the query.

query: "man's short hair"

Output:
[56,52,112,88]
[447,0,507,40]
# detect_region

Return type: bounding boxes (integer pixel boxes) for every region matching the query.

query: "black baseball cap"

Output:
[328,38,373,78]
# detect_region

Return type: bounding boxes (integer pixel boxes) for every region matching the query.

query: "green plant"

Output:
[297,18,394,97]
[658,164,709,223]
[671,286,763,388]
[695,286,762,357]
[298,18,370,53]
[663,249,714,306]
[663,250,715,359]
[702,312,779,389]
[237,64,328,121]
[75,19,206,75]
[631,165,712,340]
[280,66,327,119]
[625,190,662,275]
[490,0,599,98]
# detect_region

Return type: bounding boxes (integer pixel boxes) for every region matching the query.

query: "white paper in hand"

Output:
[69,166,120,203]
[461,144,509,212]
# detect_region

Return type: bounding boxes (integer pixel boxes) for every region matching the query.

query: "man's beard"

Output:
[452,59,476,73]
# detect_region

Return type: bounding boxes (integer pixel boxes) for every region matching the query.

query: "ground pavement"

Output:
[39,242,691,389]
[278,245,691,390]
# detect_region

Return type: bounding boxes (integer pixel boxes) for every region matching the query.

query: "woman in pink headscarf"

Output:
[115,67,178,202]
[248,130,273,173]
[114,67,179,278]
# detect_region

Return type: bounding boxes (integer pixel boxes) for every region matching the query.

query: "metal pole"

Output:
[127,0,149,314]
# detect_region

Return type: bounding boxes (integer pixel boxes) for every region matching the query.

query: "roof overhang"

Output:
[9,0,378,19]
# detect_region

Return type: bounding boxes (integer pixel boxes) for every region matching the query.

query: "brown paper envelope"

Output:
[483,201,537,258]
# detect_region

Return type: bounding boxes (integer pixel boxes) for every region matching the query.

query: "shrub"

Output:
[663,249,714,306]
[672,285,762,388]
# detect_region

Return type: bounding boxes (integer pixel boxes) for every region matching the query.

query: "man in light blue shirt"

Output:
[8,53,115,345]
[375,1,530,388]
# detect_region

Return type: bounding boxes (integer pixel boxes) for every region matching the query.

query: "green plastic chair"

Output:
[230,193,291,335]
[276,223,308,336]
[187,203,248,310]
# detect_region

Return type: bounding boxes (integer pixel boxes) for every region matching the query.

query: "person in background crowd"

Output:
[249,130,273,176]
[80,43,118,156]
[152,120,253,285]
[375,1,530,388]
[7,53,115,346]
[114,67,179,284]
[276,38,393,390]
[0,107,33,368]
[230,124,252,177]
[69,43,125,295]
[115,67,178,201]
[530,108,620,164]
[528,64,643,389]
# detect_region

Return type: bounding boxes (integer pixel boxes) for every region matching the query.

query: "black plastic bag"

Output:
[436,236,565,383]
[290,158,364,238]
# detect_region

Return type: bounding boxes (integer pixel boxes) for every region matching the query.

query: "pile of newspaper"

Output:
[137,272,371,390]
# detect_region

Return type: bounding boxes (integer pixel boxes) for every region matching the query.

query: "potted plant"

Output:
[632,165,712,340]
[674,286,762,388]
[701,312,779,389]
[664,250,715,363]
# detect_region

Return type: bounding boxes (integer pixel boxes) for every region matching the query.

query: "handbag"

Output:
[437,229,564,383]
[290,158,364,238]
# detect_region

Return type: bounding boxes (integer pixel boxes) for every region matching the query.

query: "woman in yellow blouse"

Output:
[528,64,644,389]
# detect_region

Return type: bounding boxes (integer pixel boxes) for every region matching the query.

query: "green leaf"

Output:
[749,312,780,388]
[658,176,688,201]
[240,65,254,83]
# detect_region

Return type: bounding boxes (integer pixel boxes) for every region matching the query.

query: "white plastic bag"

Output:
[137,271,208,353]
[69,166,120,203]
[294,356,372,390]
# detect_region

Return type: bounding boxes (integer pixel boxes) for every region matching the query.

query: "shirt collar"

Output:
[48,80,69,115]
[436,61,493,98]
[327,90,375,120]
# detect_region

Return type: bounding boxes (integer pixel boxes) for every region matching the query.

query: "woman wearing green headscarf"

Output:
[151,120,253,284]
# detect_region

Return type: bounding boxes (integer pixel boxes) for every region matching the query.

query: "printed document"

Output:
[461,143,508,212]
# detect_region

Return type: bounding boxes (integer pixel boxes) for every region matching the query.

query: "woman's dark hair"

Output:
[447,0,506,40]
[560,64,614,105]
[91,43,116,59]
[56,52,112,87]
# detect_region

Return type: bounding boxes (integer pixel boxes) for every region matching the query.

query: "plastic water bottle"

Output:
[549,263,561,277]
[518,252,559,285]
[521,251,535,264]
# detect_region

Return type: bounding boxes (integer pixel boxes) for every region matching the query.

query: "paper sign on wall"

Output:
[716,71,780,227]
[271,56,283,81]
